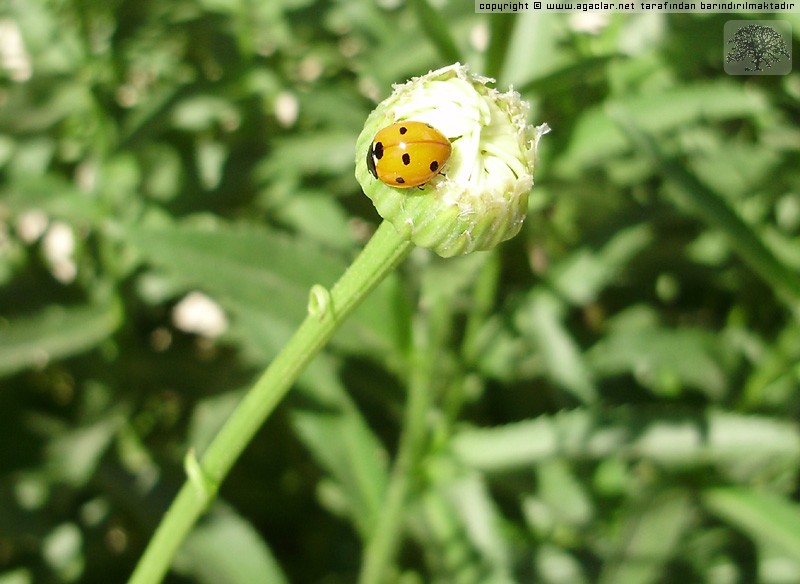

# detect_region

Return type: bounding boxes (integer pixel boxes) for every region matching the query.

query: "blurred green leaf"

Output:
[537,459,593,528]
[173,504,289,584]
[587,323,730,398]
[257,131,357,181]
[289,353,389,538]
[518,55,617,96]
[140,144,184,202]
[408,0,462,64]
[704,487,800,564]
[453,409,800,480]
[128,221,338,336]
[44,410,126,487]
[548,223,653,305]
[742,323,800,409]
[612,109,800,313]
[196,139,228,190]
[0,301,122,378]
[416,472,514,584]
[598,491,692,584]
[561,81,768,171]
[127,222,403,360]
[690,141,781,200]
[0,569,31,584]
[271,190,354,250]
[42,522,83,580]
[171,96,240,133]
[536,544,588,584]
[515,291,598,404]
[420,253,489,304]
[2,175,106,224]
[483,13,516,81]
[292,400,388,537]
[501,13,567,88]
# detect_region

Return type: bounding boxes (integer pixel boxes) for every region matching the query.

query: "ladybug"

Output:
[366,121,451,188]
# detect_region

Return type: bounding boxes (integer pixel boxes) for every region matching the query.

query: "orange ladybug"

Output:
[366,121,451,188]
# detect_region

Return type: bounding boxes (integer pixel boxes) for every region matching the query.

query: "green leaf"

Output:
[561,81,768,170]
[0,569,31,584]
[130,222,333,319]
[2,174,107,224]
[689,140,781,200]
[586,323,730,399]
[291,380,389,537]
[547,223,653,306]
[272,190,354,251]
[0,301,122,378]
[517,55,617,97]
[171,95,240,132]
[408,0,461,64]
[45,410,126,487]
[173,504,289,584]
[501,13,568,88]
[257,131,357,181]
[742,323,800,409]
[537,459,593,528]
[453,409,800,480]
[127,222,402,360]
[611,110,800,313]
[195,139,227,190]
[416,472,514,583]
[515,291,598,404]
[41,522,83,581]
[536,544,588,584]
[598,491,692,584]
[703,487,800,564]
[483,13,516,81]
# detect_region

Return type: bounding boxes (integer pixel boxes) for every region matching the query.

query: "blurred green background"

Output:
[2,1,800,582]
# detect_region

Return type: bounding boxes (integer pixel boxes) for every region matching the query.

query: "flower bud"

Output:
[356,63,549,257]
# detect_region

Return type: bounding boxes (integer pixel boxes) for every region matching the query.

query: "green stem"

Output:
[358,299,445,584]
[128,220,413,584]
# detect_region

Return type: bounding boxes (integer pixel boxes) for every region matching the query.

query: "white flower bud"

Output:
[356,63,549,257]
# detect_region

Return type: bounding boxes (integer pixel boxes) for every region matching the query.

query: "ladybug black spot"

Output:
[402,153,411,165]
[430,161,439,172]
[366,149,377,179]
[373,142,384,160]
[396,177,405,184]
[399,126,407,135]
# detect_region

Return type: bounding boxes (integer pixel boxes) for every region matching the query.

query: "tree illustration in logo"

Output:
[726,24,790,72]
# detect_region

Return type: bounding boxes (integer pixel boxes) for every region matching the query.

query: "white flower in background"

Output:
[469,21,490,52]
[0,19,32,82]
[356,63,549,257]
[298,56,323,82]
[569,12,611,35]
[17,209,49,243]
[42,221,77,284]
[275,91,300,127]
[172,292,228,338]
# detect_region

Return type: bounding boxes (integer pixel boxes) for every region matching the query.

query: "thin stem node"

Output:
[183,448,217,506]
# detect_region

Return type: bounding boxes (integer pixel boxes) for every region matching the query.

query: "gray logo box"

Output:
[724,20,792,75]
